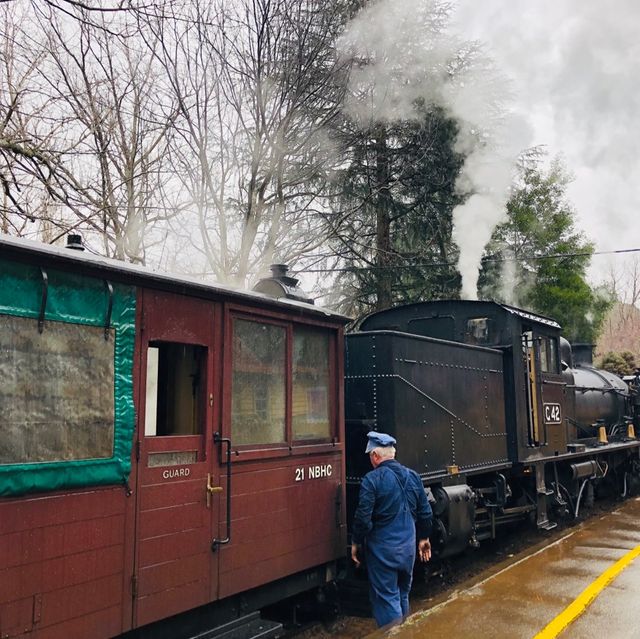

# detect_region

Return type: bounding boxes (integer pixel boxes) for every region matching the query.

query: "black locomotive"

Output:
[344,300,640,559]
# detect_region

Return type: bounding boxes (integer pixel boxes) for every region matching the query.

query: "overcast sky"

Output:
[452,0,640,287]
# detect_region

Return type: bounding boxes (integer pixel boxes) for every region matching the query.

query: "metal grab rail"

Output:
[103,280,113,340]
[38,268,48,333]
[212,431,232,552]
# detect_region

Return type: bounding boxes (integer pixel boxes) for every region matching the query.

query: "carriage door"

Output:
[133,290,219,628]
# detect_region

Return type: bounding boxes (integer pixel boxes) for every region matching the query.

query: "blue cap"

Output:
[365,431,396,454]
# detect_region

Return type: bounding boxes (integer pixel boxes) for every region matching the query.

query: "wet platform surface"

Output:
[366,497,640,639]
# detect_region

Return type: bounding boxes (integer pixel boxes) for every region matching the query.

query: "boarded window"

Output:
[293,327,330,440]
[231,319,286,445]
[0,314,115,464]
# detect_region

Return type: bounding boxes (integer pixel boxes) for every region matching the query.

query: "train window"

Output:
[539,337,559,374]
[292,327,330,440]
[231,319,286,446]
[0,314,115,464]
[466,317,491,345]
[144,342,206,436]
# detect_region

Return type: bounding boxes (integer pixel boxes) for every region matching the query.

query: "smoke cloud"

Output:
[452,0,640,286]
[340,0,532,299]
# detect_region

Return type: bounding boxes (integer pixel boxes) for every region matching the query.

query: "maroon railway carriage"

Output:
[0,236,348,639]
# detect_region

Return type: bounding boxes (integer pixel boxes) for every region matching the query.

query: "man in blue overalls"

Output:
[351,431,433,628]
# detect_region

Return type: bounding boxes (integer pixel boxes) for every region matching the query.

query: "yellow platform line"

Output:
[533,543,640,638]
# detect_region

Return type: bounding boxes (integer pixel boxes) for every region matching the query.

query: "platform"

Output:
[370,497,640,638]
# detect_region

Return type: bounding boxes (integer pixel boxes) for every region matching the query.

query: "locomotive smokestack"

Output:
[572,343,594,366]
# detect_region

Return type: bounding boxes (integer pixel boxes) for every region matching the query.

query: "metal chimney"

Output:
[572,343,595,366]
[252,264,314,304]
[66,234,85,251]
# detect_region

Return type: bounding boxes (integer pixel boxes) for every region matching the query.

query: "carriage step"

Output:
[192,612,283,639]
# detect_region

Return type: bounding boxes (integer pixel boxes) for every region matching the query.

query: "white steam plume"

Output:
[340,0,531,299]
[452,0,640,288]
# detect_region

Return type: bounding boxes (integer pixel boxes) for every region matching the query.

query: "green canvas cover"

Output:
[0,258,136,496]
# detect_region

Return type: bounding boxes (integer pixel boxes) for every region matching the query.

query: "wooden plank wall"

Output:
[218,452,345,598]
[0,488,128,639]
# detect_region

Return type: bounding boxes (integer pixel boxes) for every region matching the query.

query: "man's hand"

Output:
[418,538,431,562]
[351,543,361,568]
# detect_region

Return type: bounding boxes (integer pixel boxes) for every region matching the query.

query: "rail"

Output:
[212,431,232,551]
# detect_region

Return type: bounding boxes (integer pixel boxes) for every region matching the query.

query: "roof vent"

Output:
[252,264,314,304]
[66,234,85,251]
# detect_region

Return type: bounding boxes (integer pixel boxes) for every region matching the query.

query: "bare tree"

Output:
[0,2,178,261]
[140,0,349,285]
[597,256,640,361]
[42,7,180,261]
[2,0,350,277]
[0,3,69,236]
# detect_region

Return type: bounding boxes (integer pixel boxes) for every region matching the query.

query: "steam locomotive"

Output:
[1,233,638,639]
[345,300,640,558]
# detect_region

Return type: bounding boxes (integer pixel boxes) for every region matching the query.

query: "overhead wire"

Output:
[293,247,640,274]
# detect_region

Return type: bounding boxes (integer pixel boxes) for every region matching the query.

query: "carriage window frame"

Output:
[230,317,288,447]
[144,341,207,438]
[228,310,338,456]
[292,325,332,442]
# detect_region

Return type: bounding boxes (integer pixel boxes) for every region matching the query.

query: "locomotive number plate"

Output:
[543,402,562,424]
[295,464,333,482]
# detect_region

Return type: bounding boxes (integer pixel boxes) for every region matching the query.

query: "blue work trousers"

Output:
[366,541,415,627]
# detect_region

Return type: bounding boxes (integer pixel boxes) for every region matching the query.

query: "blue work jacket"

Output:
[351,459,433,547]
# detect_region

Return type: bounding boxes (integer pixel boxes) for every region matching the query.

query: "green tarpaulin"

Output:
[0,258,136,496]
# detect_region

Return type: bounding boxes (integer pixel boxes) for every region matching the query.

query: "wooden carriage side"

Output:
[0,236,347,639]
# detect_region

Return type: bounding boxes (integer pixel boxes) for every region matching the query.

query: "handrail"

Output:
[38,268,48,333]
[104,280,113,340]
[212,431,232,551]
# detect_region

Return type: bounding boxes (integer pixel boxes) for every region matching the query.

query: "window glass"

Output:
[539,337,559,373]
[0,314,114,464]
[145,342,206,436]
[549,338,558,373]
[466,317,491,345]
[293,327,331,440]
[231,319,286,445]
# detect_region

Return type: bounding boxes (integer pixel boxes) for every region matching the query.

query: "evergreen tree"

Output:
[331,106,463,315]
[479,156,612,343]
[326,0,505,315]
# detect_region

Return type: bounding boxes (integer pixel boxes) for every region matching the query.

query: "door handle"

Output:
[206,473,223,507]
